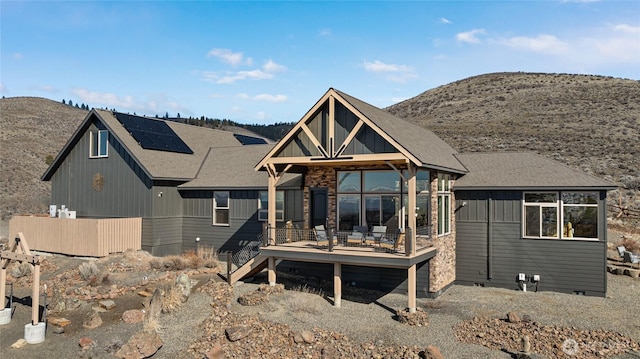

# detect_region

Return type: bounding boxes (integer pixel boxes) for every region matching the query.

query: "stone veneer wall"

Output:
[428,173,457,294]
[304,166,337,229]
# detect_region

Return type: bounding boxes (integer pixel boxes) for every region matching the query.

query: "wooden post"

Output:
[268,257,276,286]
[408,264,416,313]
[333,262,342,308]
[0,268,6,310]
[32,263,40,325]
[407,164,417,256]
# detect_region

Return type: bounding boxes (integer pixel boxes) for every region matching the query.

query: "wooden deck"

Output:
[261,240,437,268]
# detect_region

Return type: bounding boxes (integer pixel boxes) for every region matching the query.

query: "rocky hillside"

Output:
[0,97,88,220]
[387,72,640,221]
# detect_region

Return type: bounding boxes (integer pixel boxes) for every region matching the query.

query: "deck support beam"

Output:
[333,262,342,308]
[408,264,416,313]
[268,257,276,286]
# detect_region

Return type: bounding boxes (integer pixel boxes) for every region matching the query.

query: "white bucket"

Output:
[24,322,46,344]
[0,308,11,325]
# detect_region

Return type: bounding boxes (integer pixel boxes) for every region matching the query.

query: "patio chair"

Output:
[346,226,367,246]
[365,226,387,246]
[314,225,337,247]
[379,228,405,252]
[623,251,640,269]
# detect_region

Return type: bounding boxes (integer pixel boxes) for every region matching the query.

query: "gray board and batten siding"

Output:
[180,189,304,255]
[454,190,608,297]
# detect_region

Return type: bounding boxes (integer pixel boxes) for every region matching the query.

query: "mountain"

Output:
[386,72,639,220]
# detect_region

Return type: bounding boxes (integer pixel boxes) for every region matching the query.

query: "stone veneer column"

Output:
[428,172,457,295]
[303,166,337,229]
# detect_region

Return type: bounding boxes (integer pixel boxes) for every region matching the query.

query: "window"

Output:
[523,193,558,238]
[437,174,451,235]
[90,130,108,158]
[523,192,598,240]
[213,191,229,226]
[258,191,284,221]
[562,192,598,239]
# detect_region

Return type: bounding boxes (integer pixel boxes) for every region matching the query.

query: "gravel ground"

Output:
[231,271,640,358]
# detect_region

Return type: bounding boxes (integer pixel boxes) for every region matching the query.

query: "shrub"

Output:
[161,285,184,313]
[621,237,640,253]
[78,261,100,280]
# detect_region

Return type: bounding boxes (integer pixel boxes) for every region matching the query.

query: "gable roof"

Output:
[334,90,466,173]
[454,152,617,190]
[43,110,243,181]
[179,144,301,189]
[256,88,466,174]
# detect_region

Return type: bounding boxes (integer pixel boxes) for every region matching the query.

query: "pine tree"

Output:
[62,99,66,105]
[68,100,73,107]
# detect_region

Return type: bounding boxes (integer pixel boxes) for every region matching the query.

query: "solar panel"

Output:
[114,113,193,154]
[233,134,268,145]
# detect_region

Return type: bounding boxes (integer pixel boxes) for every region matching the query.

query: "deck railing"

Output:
[268,224,433,254]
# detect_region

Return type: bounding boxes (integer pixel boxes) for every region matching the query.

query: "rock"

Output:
[226,325,252,342]
[301,330,315,343]
[425,345,444,359]
[138,289,153,297]
[115,330,163,359]
[83,312,102,329]
[627,269,640,278]
[52,325,65,334]
[175,273,192,301]
[99,299,116,310]
[78,337,96,349]
[508,311,521,323]
[205,343,224,359]
[48,317,71,327]
[145,288,163,325]
[11,339,27,349]
[521,335,531,353]
[122,309,145,323]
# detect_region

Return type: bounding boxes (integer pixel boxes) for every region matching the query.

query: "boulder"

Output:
[115,330,163,359]
[226,325,252,342]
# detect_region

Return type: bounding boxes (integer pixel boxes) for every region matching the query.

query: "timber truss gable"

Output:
[256,88,420,171]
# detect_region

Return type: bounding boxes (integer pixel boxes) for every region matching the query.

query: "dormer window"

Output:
[90,130,108,158]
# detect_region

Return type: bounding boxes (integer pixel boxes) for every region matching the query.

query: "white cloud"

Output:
[613,24,640,34]
[439,17,452,24]
[0,83,6,94]
[28,85,59,93]
[206,48,252,66]
[499,34,569,55]
[12,53,23,60]
[203,59,286,84]
[456,29,486,44]
[238,93,288,103]
[363,60,417,83]
[263,59,286,73]
[231,106,245,114]
[71,88,190,115]
[217,69,273,84]
[363,60,409,73]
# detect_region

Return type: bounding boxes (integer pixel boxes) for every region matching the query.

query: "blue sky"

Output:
[2,1,639,124]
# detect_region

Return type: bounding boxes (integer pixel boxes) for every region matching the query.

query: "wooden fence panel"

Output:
[8,216,142,257]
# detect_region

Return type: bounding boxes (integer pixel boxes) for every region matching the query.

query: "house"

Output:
[32,88,614,311]
[40,109,302,256]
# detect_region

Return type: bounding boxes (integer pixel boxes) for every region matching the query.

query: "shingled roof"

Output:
[454,152,617,190]
[335,89,466,173]
[43,110,249,181]
[180,144,301,189]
